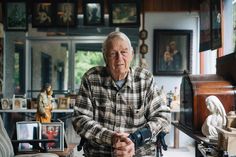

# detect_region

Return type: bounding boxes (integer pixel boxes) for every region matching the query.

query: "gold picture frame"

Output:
[58,97,70,109]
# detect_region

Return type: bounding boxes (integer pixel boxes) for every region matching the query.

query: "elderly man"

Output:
[72,31,171,157]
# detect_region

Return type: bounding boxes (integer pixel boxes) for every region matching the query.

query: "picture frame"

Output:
[153,29,192,76]
[4,1,28,31]
[55,0,77,27]
[1,98,11,110]
[12,95,27,110]
[83,0,104,26]
[58,97,70,109]
[108,0,140,27]
[210,0,222,50]
[16,121,41,152]
[199,0,211,51]
[41,122,64,151]
[31,1,54,27]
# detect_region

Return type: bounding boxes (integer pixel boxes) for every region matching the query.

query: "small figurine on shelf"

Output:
[201,95,226,141]
[35,83,53,123]
[166,90,174,107]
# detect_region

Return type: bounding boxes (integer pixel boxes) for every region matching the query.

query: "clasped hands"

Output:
[112,132,135,157]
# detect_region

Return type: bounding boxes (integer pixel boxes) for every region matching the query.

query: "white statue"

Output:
[201,95,226,140]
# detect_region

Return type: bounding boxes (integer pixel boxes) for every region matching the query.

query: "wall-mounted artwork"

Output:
[55,1,77,27]
[83,0,104,26]
[199,0,211,51]
[153,29,192,76]
[109,0,140,27]
[4,1,28,31]
[210,0,222,50]
[32,1,54,27]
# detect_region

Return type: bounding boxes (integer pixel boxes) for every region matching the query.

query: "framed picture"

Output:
[32,1,54,27]
[153,29,192,76]
[1,98,11,110]
[199,0,211,51]
[4,1,28,31]
[12,95,27,110]
[83,0,104,26]
[16,121,41,151]
[109,0,140,27]
[41,122,64,151]
[210,0,222,50]
[55,1,77,27]
[58,97,70,109]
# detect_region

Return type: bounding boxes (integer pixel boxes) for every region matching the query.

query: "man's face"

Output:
[105,37,133,79]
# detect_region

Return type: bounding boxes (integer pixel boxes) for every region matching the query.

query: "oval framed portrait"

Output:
[140,43,148,54]
[139,29,148,40]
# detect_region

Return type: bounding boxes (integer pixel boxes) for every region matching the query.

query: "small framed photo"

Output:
[1,98,11,110]
[58,97,70,109]
[83,0,104,26]
[41,122,64,151]
[109,0,140,27]
[153,29,192,76]
[4,1,28,31]
[12,97,27,110]
[32,1,54,27]
[16,121,41,152]
[55,1,77,27]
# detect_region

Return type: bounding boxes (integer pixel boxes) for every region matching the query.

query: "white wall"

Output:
[144,12,199,92]
[144,12,200,147]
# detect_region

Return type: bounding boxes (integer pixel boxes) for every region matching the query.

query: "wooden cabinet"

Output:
[180,74,235,133]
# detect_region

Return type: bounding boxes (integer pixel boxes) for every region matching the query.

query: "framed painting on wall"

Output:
[4,1,28,31]
[83,0,104,26]
[55,1,77,27]
[199,0,211,51]
[153,29,192,76]
[210,0,222,50]
[108,0,140,27]
[32,1,54,27]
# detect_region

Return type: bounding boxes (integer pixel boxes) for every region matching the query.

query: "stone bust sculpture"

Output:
[201,95,226,140]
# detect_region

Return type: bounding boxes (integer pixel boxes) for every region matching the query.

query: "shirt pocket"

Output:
[127,104,146,127]
[93,97,113,125]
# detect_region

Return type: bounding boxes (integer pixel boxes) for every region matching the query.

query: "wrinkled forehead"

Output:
[107,37,130,50]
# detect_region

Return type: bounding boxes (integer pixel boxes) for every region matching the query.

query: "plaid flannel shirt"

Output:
[72,66,171,157]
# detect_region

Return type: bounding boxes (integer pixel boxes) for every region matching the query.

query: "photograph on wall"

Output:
[109,0,140,27]
[55,1,77,27]
[211,0,222,50]
[16,121,40,152]
[83,0,104,26]
[200,0,211,51]
[32,2,54,27]
[153,29,192,76]
[41,122,64,151]
[4,1,28,31]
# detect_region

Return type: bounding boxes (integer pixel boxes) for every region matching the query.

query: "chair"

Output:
[0,116,59,157]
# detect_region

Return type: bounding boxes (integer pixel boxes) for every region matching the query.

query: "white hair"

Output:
[102,31,133,62]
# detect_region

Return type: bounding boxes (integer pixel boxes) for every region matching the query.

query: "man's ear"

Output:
[103,53,107,64]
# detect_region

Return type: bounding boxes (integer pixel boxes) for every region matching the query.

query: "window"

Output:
[233,0,236,49]
[74,50,104,90]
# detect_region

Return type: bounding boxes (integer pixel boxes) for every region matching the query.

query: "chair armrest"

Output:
[12,139,58,154]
